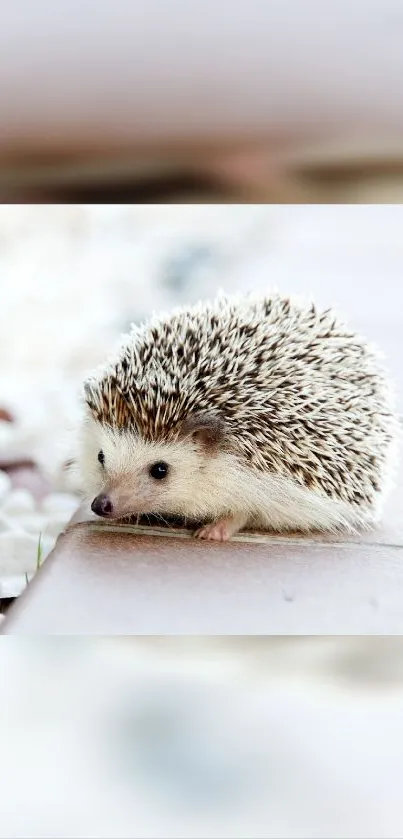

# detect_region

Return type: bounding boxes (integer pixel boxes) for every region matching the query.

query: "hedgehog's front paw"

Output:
[194,515,246,542]
[195,521,233,541]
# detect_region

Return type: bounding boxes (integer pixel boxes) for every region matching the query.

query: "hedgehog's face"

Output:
[78,410,241,522]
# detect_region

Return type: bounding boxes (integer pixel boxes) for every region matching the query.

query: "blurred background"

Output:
[1,636,403,838]
[0,203,402,602]
[1,0,403,202]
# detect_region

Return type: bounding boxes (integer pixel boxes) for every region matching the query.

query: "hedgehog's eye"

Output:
[98,450,105,466]
[149,461,169,480]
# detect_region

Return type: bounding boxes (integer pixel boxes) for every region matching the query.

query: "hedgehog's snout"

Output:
[91,493,114,518]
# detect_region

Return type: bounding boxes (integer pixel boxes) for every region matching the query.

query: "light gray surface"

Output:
[1,639,403,838]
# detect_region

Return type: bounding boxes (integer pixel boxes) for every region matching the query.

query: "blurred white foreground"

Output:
[1,638,403,838]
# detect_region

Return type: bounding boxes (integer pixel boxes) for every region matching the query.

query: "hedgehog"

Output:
[78,292,398,541]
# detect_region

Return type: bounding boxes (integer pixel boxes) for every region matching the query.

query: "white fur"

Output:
[78,413,377,534]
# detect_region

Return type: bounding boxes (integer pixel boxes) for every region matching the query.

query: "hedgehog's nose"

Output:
[91,493,114,517]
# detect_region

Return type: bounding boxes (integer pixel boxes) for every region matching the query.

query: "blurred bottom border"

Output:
[0,637,402,838]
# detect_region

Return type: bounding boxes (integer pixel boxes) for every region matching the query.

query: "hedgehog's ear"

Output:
[179,411,226,449]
